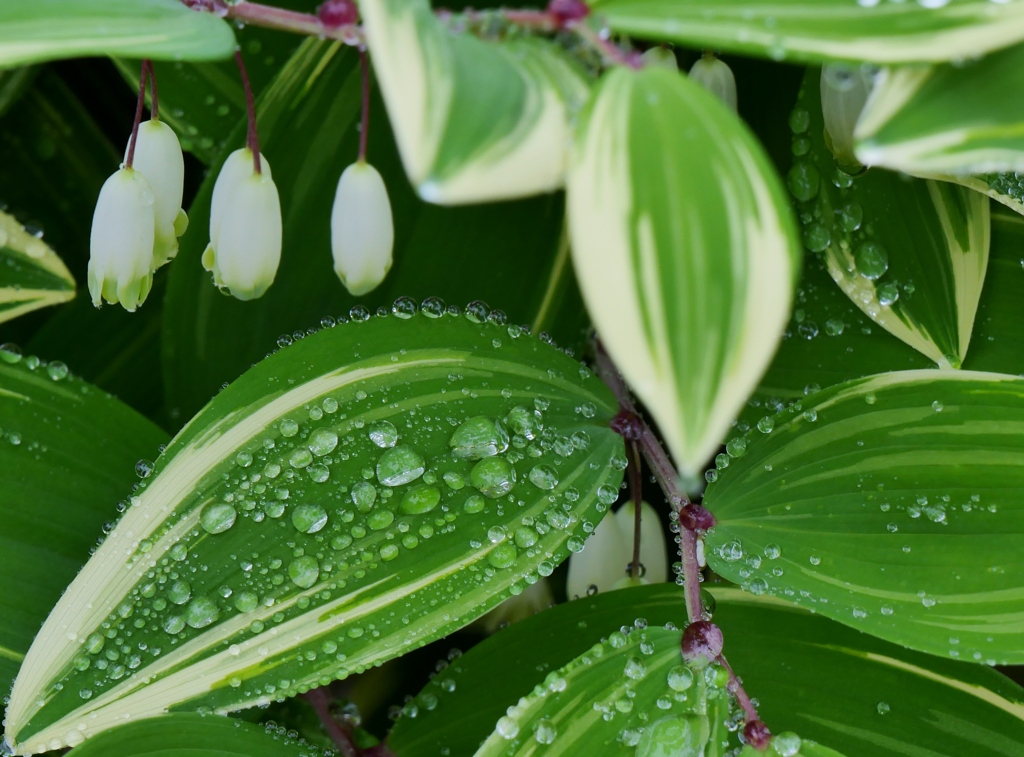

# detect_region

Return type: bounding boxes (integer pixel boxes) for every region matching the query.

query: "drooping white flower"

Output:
[202,148,281,301]
[567,501,669,598]
[330,161,394,296]
[641,47,678,71]
[821,64,875,168]
[126,119,187,267]
[689,54,737,113]
[88,167,156,312]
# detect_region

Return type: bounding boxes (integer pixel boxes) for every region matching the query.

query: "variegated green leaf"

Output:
[473,626,735,757]
[934,172,1024,218]
[5,312,623,755]
[590,0,1024,64]
[568,66,800,477]
[704,369,1024,663]
[739,737,846,757]
[789,68,990,368]
[856,45,1024,175]
[0,209,75,324]
[0,0,236,69]
[361,0,589,204]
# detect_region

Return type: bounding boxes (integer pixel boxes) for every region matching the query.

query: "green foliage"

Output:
[3,0,1024,755]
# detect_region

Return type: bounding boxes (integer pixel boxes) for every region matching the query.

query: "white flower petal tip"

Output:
[127,119,187,267]
[331,161,394,296]
[204,149,282,301]
[88,167,156,312]
[688,55,738,112]
[821,64,875,169]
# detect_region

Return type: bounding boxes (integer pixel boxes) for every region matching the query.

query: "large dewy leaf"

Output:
[788,68,990,368]
[0,209,75,324]
[361,0,589,204]
[568,66,800,477]
[590,0,1024,64]
[856,45,1024,176]
[0,0,236,69]
[0,350,167,700]
[163,39,584,425]
[390,585,1024,757]
[65,714,330,757]
[473,625,735,757]
[704,370,1024,663]
[5,311,624,754]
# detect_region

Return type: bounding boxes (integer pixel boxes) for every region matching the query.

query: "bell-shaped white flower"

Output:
[641,47,678,71]
[331,161,394,296]
[88,167,156,312]
[821,64,875,168]
[567,500,668,599]
[202,148,281,301]
[126,119,187,267]
[689,54,737,113]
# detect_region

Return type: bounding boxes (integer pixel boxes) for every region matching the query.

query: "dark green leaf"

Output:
[65,713,330,756]
[706,370,1024,663]
[389,584,1024,757]
[0,350,167,698]
[162,39,585,426]
[6,312,623,753]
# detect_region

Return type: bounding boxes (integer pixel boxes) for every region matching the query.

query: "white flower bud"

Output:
[331,161,394,296]
[821,64,875,168]
[126,119,187,267]
[641,47,678,71]
[614,501,668,584]
[88,168,156,312]
[202,148,281,301]
[689,54,737,113]
[566,509,629,599]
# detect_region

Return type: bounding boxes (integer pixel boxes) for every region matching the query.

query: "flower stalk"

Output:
[124,61,149,169]
[235,50,261,174]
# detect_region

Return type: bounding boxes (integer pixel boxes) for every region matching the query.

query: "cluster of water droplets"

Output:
[51,297,621,727]
[0,343,71,450]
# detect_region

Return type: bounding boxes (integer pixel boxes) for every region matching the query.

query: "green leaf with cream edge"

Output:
[0,209,75,325]
[790,68,989,369]
[0,0,236,69]
[473,625,736,757]
[568,66,800,477]
[704,369,1024,663]
[5,313,624,755]
[360,0,589,204]
[589,0,1024,64]
[856,44,1024,176]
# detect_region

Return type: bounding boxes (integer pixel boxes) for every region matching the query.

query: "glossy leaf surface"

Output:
[0,0,235,68]
[389,585,1024,757]
[591,0,1024,64]
[65,713,327,756]
[788,69,990,368]
[0,209,75,324]
[705,370,1024,663]
[362,0,589,203]
[568,65,799,476]
[6,313,623,754]
[473,626,734,757]
[0,352,166,699]
[857,45,1024,175]
[163,39,583,425]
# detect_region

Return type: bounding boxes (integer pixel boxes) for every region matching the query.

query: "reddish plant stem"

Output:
[145,60,159,120]
[358,48,370,162]
[680,527,704,623]
[304,688,360,757]
[568,21,642,68]
[196,0,364,44]
[124,61,149,169]
[235,50,262,174]
[718,655,760,725]
[627,440,643,578]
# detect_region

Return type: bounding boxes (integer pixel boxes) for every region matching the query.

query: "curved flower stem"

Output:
[145,60,159,120]
[304,688,360,757]
[628,440,643,578]
[567,21,642,68]
[680,527,704,623]
[124,61,149,169]
[358,49,370,162]
[719,655,760,724]
[235,50,262,174]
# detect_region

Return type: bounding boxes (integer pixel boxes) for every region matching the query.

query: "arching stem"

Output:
[146,60,160,120]
[235,50,262,174]
[628,440,643,579]
[124,61,149,169]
